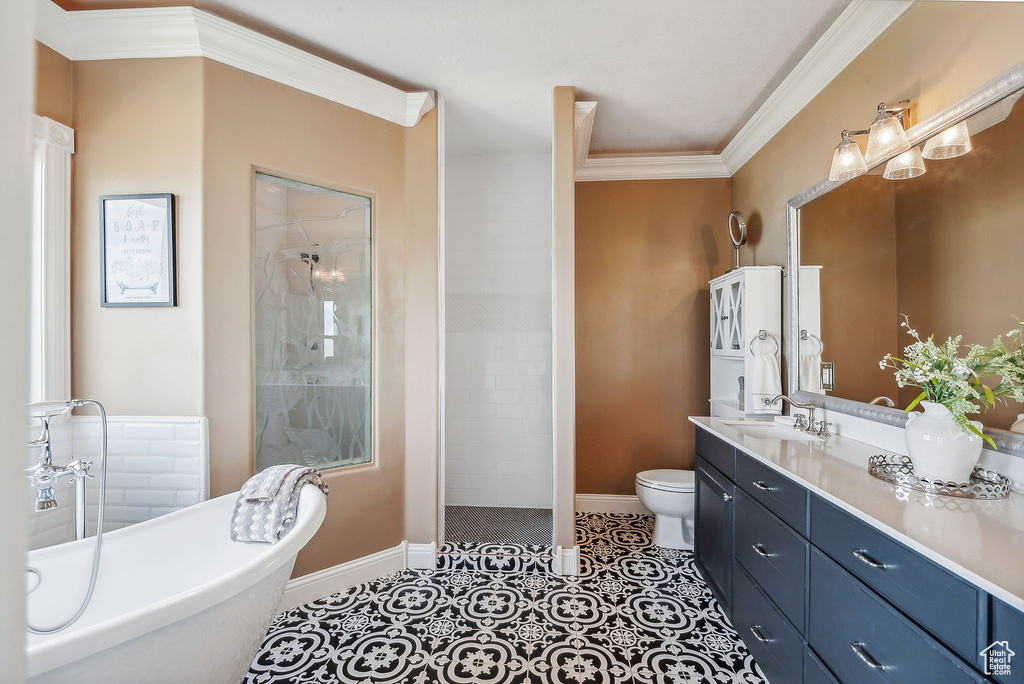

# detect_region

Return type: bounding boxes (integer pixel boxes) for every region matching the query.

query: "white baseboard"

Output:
[280,542,405,611]
[553,545,581,576]
[406,541,437,570]
[575,494,651,515]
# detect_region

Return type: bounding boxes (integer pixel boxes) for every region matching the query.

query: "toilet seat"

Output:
[635,469,695,493]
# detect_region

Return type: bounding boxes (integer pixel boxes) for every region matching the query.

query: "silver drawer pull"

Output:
[752,480,774,491]
[750,625,772,643]
[722,492,732,502]
[852,549,887,569]
[751,543,772,558]
[851,642,886,670]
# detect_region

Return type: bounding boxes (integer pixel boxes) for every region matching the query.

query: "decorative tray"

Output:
[868,454,1010,500]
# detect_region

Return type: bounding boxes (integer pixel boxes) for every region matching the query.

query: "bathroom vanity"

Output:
[691,418,1024,684]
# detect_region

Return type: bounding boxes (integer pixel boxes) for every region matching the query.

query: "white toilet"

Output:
[635,469,696,550]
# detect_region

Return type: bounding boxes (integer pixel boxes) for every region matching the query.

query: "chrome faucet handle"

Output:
[792,415,808,431]
[815,420,832,438]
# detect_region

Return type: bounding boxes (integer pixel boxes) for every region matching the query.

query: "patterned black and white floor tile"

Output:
[245,512,765,684]
[445,506,553,546]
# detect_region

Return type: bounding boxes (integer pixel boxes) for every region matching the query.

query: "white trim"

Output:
[406,542,438,570]
[31,115,73,403]
[574,101,597,172]
[279,543,406,611]
[576,154,729,181]
[437,94,447,544]
[575,494,651,515]
[33,0,434,128]
[553,545,581,576]
[720,0,914,174]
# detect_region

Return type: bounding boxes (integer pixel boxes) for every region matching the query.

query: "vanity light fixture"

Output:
[883,145,926,180]
[828,101,912,182]
[828,130,868,182]
[865,102,912,164]
[922,120,972,159]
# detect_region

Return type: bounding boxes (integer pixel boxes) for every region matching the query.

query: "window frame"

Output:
[30,115,73,403]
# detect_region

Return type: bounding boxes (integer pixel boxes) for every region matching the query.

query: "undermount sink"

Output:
[719,420,822,442]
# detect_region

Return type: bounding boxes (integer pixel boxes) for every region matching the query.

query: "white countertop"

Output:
[689,416,1024,612]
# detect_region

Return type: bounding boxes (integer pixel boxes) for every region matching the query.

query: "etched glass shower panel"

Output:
[253,173,371,472]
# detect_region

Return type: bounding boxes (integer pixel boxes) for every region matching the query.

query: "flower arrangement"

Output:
[879,315,1024,448]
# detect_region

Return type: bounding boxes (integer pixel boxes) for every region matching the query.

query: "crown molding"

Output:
[720,0,914,174]
[33,0,434,128]
[576,154,729,181]
[574,101,597,171]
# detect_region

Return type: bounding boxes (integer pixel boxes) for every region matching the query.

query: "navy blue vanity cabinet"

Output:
[809,548,984,684]
[695,457,734,615]
[696,427,736,479]
[810,495,985,665]
[732,563,805,684]
[991,598,1024,683]
[734,488,808,631]
[736,449,809,535]
[804,648,840,684]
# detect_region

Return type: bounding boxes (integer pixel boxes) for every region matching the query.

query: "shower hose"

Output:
[27,399,108,635]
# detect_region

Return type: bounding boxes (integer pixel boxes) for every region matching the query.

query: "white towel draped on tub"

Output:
[749,351,783,413]
[231,465,328,544]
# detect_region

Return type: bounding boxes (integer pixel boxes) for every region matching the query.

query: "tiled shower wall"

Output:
[26,416,209,549]
[445,153,553,508]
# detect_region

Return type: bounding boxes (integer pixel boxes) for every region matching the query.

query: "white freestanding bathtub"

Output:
[26,484,327,684]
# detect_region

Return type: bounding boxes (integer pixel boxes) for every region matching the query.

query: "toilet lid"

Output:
[636,469,695,493]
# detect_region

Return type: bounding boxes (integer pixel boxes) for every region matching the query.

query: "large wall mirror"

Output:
[787,61,1024,455]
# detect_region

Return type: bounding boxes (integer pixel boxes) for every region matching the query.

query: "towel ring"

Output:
[748,330,779,356]
[800,329,825,354]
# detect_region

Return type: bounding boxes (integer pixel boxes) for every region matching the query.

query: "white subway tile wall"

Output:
[26,416,210,548]
[445,153,553,508]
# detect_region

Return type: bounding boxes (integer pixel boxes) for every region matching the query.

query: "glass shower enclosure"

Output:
[253,172,372,472]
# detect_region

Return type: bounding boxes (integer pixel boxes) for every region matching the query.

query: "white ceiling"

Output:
[64,0,852,155]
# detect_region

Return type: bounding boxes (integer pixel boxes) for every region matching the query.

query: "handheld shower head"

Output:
[28,400,74,419]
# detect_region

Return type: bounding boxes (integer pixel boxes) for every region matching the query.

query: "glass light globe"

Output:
[922,121,972,160]
[865,107,911,165]
[883,146,926,180]
[828,133,868,182]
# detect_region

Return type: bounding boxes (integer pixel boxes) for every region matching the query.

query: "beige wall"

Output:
[575,179,732,495]
[801,175,899,404]
[71,58,205,416]
[731,1,1024,271]
[43,51,437,575]
[201,60,438,575]
[35,43,73,126]
[893,99,1024,429]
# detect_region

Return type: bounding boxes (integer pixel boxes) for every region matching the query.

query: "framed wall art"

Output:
[99,193,176,307]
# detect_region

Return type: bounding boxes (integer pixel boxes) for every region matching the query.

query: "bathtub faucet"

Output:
[26,400,101,540]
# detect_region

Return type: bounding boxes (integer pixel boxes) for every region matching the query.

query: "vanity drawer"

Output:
[804,648,839,684]
[732,563,804,684]
[735,450,808,535]
[734,489,808,631]
[991,598,1024,684]
[810,495,983,663]
[809,549,984,684]
[695,428,735,479]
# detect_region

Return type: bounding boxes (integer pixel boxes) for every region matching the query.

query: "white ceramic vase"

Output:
[904,401,983,483]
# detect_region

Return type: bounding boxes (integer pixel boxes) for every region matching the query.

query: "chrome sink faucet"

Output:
[763,394,825,437]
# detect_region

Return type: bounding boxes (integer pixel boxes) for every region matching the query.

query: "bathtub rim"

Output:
[26,483,327,678]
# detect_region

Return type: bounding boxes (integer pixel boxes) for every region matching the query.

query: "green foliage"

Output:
[880,315,1024,449]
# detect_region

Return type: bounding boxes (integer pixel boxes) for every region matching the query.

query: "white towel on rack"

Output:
[800,352,825,394]
[749,351,782,413]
